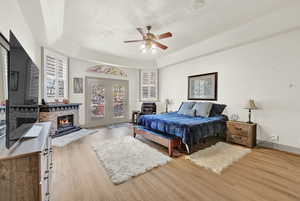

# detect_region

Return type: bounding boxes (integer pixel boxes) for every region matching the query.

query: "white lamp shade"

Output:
[244,99,258,110]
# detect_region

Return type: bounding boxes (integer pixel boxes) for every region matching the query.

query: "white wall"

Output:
[158,5,300,149]
[68,58,140,125]
[0,0,41,101]
[0,0,40,66]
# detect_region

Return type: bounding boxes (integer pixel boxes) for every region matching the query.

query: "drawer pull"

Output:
[234,127,242,131]
[44,176,49,180]
[43,149,49,156]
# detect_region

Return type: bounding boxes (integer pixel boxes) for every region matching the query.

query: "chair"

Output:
[132,102,157,124]
[140,102,157,115]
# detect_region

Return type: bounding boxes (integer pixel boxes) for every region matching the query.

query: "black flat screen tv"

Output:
[6,31,39,148]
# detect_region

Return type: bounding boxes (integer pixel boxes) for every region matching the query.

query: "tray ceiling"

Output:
[19,0,296,67]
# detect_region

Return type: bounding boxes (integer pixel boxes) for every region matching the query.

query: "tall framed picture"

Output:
[188,72,218,100]
[73,77,83,94]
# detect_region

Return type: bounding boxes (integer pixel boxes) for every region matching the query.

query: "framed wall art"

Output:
[188,72,218,100]
[73,77,83,94]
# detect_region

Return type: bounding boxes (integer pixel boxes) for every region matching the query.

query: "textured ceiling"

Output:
[18,0,296,67]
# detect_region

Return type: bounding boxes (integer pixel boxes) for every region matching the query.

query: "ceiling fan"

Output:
[124,26,172,50]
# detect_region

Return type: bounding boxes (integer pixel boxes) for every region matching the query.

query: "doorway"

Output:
[85,77,129,127]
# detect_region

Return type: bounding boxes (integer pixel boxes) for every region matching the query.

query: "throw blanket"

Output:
[138,112,227,146]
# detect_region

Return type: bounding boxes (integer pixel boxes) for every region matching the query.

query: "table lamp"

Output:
[165,99,171,113]
[244,99,257,124]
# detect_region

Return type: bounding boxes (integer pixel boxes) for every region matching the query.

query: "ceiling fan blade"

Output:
[136,28,146,38]
[152,40,168,50]
[158,32,172,40]
[124,40,144,43]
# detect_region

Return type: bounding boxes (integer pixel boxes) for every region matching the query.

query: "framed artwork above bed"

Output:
[188,72,218,100]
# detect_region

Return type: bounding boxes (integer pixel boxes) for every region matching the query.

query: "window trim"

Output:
[42,47,69,103]
[139,69,159,102]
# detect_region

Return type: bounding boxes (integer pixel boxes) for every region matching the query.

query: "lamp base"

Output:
[246,121,254,124]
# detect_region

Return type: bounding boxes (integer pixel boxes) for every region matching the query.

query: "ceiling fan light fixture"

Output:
[125,26,172,53]
[140,44,146,50]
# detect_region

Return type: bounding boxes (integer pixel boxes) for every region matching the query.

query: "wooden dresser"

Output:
[226,121,257,148]
[0,122,53,201]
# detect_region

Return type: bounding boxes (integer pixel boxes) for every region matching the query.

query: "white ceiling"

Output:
[18,0,296,67]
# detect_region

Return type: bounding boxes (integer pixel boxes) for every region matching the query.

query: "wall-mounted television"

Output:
[5,31,39,148]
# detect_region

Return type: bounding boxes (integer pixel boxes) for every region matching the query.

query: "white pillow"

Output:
[193,102,213,117]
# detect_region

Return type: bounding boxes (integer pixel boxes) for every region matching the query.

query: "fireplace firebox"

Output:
[56,114,81,137]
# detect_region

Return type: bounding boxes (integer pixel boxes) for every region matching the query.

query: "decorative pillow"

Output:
[192,102,213,117]
[181,109,196,117]
[178,102,195,115]
[210,104,227,116]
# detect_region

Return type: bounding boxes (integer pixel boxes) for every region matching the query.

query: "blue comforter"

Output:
[138,112,227,146]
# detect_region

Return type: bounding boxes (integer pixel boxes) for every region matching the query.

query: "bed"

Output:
[134,103,228,156]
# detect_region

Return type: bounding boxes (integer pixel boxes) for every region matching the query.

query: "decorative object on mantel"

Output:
[87,65,128,77]
[244,99,258,124]
[41,98,47,105]
[188,72,218,100]
[63,99,70,104]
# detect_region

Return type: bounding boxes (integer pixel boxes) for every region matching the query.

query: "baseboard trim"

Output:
[257,140,300,155]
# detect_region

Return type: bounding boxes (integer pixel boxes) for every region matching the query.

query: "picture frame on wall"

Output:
[188,72,218,100]
[73,77,83,94]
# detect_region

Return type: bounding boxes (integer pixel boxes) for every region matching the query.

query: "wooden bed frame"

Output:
[133,127,190,156]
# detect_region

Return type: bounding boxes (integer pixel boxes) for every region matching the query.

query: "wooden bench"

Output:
[133,126,181,157]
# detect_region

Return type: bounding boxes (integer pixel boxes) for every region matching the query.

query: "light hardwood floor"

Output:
[52,125,300,201]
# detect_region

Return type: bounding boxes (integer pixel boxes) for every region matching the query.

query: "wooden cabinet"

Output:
[226,121,257,148]
[0,122,52,201]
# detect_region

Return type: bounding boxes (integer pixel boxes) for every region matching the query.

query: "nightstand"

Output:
[132,110,140,124]
[226,121,257,148]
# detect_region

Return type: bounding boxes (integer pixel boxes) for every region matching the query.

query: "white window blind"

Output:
[140,69,158,101]
[43,48,68,102]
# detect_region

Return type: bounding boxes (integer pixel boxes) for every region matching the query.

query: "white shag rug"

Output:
[186,142,251,174]
[52,129,98,147]
[93,136,171,184]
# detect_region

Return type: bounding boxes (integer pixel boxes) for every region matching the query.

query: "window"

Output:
[42,48,68,102]
[140,69,158,101]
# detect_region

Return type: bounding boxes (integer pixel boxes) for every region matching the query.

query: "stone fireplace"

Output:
[39,103,81,137]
